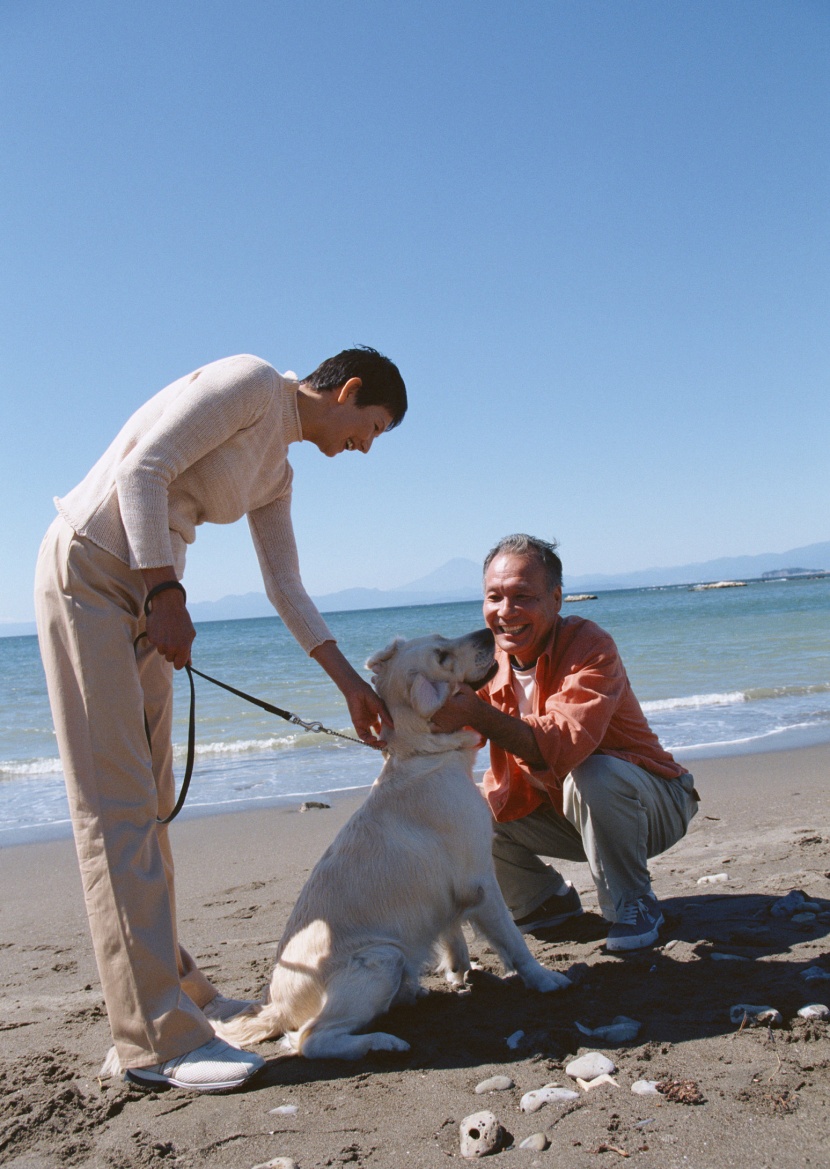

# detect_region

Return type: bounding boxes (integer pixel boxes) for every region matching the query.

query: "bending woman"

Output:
[34,347,406,1092]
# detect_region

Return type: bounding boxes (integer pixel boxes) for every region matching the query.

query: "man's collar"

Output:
[488,617,561,698]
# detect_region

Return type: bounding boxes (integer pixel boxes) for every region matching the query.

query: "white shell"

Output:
[520,1085,579,1112]
[797,1003,830,1020]
[251,1160,297,1169]
[566,1052,616,1079]
[730,1003,783,1027]
[631,1080,661,1096]
[459,1110,504,1158]
[519,1133,550,1151]
[576,1073,618,1091]
[268,1105,299,1116]
[475,1075,514,1094]
[697,872,729,885]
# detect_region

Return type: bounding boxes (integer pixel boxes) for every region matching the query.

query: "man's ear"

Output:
[409,674,451,718]
[335,376,362,404]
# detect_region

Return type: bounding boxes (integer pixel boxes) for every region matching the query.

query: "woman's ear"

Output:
[335,376,362,404]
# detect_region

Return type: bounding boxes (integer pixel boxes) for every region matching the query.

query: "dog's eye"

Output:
[436,650,451,666]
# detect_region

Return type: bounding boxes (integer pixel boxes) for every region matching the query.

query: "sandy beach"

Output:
[2,743,829,1168]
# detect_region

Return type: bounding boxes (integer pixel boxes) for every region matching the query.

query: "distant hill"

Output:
[3,541,828,635]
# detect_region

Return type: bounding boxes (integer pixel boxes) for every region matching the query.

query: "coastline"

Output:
[2,741,830,1167]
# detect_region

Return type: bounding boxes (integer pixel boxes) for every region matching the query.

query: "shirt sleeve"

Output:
[522,639,627,785]
[247,484,335,655]
[114,355,275,569]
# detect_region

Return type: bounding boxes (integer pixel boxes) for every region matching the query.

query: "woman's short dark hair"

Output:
[302,346,407,429]
[483,534,563,590]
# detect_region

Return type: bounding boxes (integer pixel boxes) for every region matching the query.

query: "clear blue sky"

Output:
[2,1,828,623]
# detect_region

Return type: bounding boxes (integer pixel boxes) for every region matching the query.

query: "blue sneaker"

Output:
[606,893,664,952]
[513,883,583,933]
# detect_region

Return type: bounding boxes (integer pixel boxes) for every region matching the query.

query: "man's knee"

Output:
[569,754,629,802]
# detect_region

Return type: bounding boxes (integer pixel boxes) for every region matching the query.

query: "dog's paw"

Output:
[367,1032,411,1053]
[523,967,572,994]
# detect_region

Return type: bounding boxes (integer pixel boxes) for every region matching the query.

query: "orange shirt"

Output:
[480,614,686,822]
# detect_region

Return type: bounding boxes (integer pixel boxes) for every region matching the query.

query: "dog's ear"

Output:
[408,673,451,718]
[366,638,404,675]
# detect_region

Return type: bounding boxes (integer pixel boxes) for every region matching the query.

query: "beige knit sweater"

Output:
[57,354,333,654]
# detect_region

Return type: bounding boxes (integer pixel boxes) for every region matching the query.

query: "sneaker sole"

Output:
[125,1066,262,1092]
[517,906,584,934]
[605,911,665,952]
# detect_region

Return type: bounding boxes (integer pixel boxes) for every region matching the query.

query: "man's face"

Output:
[483,553,562,668]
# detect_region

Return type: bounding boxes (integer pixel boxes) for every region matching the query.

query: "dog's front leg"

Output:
[468,879,572,993]
[435,925,472,990]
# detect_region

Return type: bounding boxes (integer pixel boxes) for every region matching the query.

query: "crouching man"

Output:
[431,534,699,951]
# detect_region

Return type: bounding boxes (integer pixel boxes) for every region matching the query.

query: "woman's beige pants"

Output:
[34,517,217,1069]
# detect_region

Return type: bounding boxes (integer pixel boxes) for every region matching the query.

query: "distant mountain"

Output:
[3,541,828,635]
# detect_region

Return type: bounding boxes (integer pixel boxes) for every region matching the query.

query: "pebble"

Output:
[519,1085,579,1112]
[268,1105,299,1116]
[475,1075,514,1094]
[631,1080,661,1096]
[791,912,817,925]
[505,1029,525,1049]
[251,1160,297,1169]
[730,1003,783,1028]
[770,889,807,918]
[802,966,830,982]
[565,1052,616,1080]
[574,1015,641,1042]
[697,873,729,885]
[519,1133,550,1151]
[459,1110,504,1158]
[710,952,749,962]
[801,901,821,913]
[797,1003,830,1020]
[299,800,330,812]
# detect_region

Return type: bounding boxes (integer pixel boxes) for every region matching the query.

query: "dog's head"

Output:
[367,629,496,754]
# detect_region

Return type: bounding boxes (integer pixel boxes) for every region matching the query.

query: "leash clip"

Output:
[290,715,326,734]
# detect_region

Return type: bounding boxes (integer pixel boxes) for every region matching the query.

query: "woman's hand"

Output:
[142,569,196,670]
[310,640,393,747]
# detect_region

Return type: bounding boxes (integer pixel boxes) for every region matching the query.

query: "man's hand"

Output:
[429,683,484,734]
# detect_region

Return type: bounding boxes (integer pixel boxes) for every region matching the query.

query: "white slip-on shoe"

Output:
[202,993,256,1023]
[125,1036,265,1092]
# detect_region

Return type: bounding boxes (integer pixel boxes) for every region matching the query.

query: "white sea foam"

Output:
[642,691,746,713]
[0,757,64,778]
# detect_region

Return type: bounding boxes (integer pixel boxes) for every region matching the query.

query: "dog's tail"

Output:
[213,998,290,1048]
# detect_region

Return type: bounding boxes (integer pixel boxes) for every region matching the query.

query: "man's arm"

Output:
[429,684,546,769]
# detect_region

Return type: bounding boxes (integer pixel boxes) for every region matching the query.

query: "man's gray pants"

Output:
[492,754,699,923]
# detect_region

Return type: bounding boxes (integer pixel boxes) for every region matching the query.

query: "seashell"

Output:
[797,1003,830,1020]
[770,889,807,918]
[631,1080,661,1096]
[801,966,830,982]
[519,1085,579,1112]
[519,1132,550,1151]
[251,1160,297,1169]
[268,1105,299,1116]
[574,1016,641,1042]
[565,1052,616,1080]
[697,873,729,885]
[505,1029,525,1049]
[730,1004,782,1028]
[475,1075,514,1094]
[576,1073,618,1091]
[459,1110,505,1158]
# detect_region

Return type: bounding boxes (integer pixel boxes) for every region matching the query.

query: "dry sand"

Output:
[2,744,829,1168]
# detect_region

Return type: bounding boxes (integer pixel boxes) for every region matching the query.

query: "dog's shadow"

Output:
[253,892,829,1087]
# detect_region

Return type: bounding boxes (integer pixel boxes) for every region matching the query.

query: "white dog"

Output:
[216,629,571,1060]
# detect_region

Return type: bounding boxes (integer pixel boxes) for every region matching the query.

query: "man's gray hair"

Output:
[483,534,563,590]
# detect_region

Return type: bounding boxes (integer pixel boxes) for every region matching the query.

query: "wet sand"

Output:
[2,744,829,1167]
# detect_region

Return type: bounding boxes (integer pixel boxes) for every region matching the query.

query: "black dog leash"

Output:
[134,634,371,824]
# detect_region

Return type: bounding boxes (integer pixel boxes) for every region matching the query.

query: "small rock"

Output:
[299,801,330,812]
[251,1160,297,1169]
[475,1075,514,1094]
[566,1052,616,1080]
[519,1133,550,1151]
[801,966,830,982]
[520,1085,579,1112]
[505,1029,525,1049]
[631,1080,661,1096]
[770,889,807,918]
[459,1110,505,1158]
[574,1016,641,1042]
[791,912,817,925]
[817,911,830,926]
[801,901,821,913]
[268,1105,299,1116]
[797,1003,830,1020]
[697,873,729,885]
[730,1004,783,1028]
[710,952,749,962]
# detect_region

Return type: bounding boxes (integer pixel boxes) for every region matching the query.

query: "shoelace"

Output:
[617,897,651,924]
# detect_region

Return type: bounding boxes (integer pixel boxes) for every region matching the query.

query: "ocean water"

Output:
[2,575,828,843]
